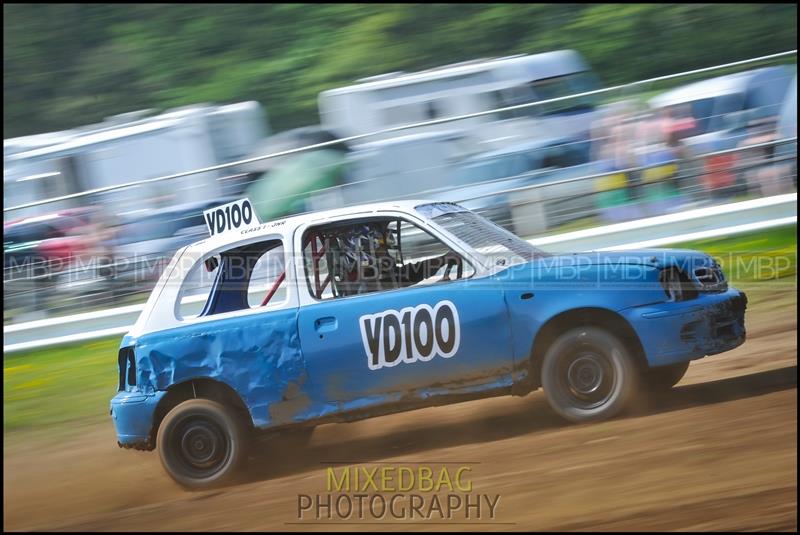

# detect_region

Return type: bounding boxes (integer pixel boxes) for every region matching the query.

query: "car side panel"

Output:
[503,288,646,375]
[131,308,308,428]
[495,263,666,375]
[496,260,746,373]
[296,279,516,413]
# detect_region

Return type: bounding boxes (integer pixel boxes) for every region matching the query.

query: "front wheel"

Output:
[157,399,248,489]
[541,327,639,423]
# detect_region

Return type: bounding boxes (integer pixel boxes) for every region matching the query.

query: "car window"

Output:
[528,72,599,115]
[302,216,473,300]
[689,93,745,134]
[744,75,791,113]
[246,244,287,308]
[398,220,476,282]
[539,144,585,168]
[176,238,286,320]
[4,222,62,246]
[416,202,545,266]
[177,254,221,320]
[303,232,336,300]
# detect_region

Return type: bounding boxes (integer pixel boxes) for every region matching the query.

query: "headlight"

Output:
[660,268,697,302]
[693,261,728,292]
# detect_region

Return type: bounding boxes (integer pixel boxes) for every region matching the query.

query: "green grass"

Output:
[670,224,797,285]
[3,224,796,437]
[4,337,120,433]
[669,224,797,311]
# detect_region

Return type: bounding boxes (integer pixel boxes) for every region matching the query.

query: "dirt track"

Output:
[4,300,797,531]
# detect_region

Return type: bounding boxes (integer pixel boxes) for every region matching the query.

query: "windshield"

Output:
[529,71,599,116]
[493,72,599,120]
[686,93,745,134]
[416,202,546,267]
[4,222,61,248]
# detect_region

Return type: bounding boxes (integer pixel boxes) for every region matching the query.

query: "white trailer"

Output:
[319,49,602,146]
[4,102,268,221]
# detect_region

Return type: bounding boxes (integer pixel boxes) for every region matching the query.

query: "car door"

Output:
[295,214,515,409]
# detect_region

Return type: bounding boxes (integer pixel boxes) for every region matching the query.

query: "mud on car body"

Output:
[110,199,746,488]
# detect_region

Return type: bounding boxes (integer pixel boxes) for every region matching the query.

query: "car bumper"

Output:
[110,390,166,449]
[621,288,747,368]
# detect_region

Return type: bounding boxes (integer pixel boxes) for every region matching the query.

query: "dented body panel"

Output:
[620,288,747,367]
[128,308,305,428]
[110,200,747,449]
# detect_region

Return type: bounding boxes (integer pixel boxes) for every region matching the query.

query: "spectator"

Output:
[737,115,788,197]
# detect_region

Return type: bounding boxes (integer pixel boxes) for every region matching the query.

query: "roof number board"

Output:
[203,198,261,236]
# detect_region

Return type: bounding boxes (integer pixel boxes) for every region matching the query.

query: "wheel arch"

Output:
[149,378,254,445]
[528,307,647,388]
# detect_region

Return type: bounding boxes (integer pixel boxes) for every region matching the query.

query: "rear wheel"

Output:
[643,361,690,391]
[157,399,248,489]
[541,326,639,423]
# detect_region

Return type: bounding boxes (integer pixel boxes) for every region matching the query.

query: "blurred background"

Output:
[3,4,797,328]
[3,4,797,532]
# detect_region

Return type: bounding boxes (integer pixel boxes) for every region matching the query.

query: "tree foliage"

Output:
[3,3,797,138]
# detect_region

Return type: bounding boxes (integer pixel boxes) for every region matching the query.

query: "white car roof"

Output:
[185,199,440,254]
[126,198,469,337]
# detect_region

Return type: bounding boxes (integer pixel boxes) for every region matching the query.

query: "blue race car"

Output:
[110,199,746,488]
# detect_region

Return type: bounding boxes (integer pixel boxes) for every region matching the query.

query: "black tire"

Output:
[541,326,639,423]
[157,399,249,489]
[643,361,690,391]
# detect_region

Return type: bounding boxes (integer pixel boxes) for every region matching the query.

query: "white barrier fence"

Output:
[4,193,796,353]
